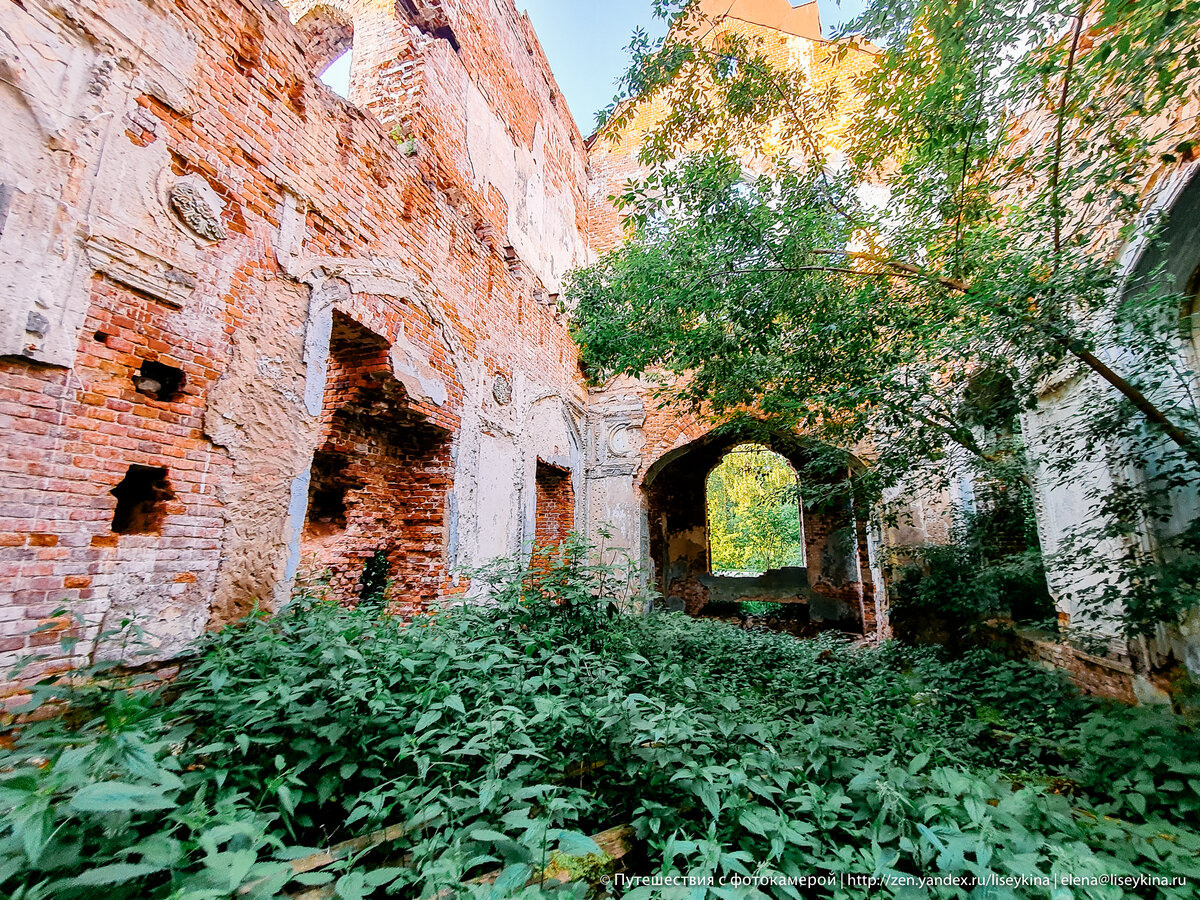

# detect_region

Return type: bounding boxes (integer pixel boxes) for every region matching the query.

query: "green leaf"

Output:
[1128,792,1147,816]
[278,784,296,815]
[205,848,258,890]
[738,807,774,837]
[16,801,51,867]
[696,782,722,819]
[414,709,441,732]
[335,871,367,900]
[364,868,407,887]
[470,828,512,844]
[295,871,335,886]
[70,782,176,813]
[70,862,165,886]
[555,830,602,858]
[908,751,931,775]
[492,863,533,893]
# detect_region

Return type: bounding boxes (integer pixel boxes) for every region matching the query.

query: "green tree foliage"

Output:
[706,445,805,572]
[3,557,1199,897]
[569,0,1200,634]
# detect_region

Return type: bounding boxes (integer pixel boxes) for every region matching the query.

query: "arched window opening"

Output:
[705,444,805,575]
[1184,262,1200,371]
[295,312,453,615]
[320,48,354,98]
[962,370,1020,447]
[296,6,355,98]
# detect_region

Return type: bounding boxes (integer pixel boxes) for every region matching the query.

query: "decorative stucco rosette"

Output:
[606,421,644,458]
[492,373,513,406]
[167,174,227,243]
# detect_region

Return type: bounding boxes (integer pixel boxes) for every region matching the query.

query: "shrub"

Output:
[2,548,1198,897]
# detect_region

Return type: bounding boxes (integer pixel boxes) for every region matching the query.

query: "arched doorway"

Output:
[706,444,805,574]
[644,429,879,634]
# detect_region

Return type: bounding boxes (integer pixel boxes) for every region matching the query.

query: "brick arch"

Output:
[635,409,711,488]
[642,425,879,635]
[292,3,356,77]
[301,263,469,387]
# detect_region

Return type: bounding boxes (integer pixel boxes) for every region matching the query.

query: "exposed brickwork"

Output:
[296,314,453,613]
[0,0,591,681]
[532,461,575,563]
[0,272,227,680]
[982,625,1142,704]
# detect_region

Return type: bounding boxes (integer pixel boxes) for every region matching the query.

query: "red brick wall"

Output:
[0,0,591,684]
[296,313,453,613]
[0,274,227,680]
[533,461,575,560]
[983,625,1142,704]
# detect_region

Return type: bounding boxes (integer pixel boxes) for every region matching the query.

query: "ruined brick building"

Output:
[0,0,887,683]
[2,0,1196,700]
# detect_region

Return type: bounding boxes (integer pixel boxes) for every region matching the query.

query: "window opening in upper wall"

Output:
[296,6,355,98]
[320,48,353,98]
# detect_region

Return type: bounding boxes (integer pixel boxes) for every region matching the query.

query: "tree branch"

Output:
[1051,4,1089,262]
[714,250,1200,467]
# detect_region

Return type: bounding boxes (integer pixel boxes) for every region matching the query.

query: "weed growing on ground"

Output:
[2,548,1199,898]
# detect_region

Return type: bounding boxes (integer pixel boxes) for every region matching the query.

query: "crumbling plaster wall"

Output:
[1024,159,1200,688]
[283,0,591,292]
[0,0,593,684]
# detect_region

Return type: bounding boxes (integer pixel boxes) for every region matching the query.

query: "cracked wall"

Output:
[0,0,592,684]
[6,0,1185,704]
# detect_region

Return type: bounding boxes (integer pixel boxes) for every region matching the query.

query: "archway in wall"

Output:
[644,429,878,634]
[296,313,452,614]
[295,5,355,97]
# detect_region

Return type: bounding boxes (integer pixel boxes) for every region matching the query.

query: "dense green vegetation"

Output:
[3,551,1199,899]
[888,481,1057,636]
[706,446,805,574]
[570,0,1200,637]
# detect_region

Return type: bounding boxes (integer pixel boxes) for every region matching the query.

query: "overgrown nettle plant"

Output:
[570,0,1200,635]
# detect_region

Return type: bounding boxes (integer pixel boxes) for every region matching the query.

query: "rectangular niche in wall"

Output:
[534,460,575,552]
[0,184,12,238]
[111,465,173,535]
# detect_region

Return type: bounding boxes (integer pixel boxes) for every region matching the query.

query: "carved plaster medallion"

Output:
[606,422,644,458]
[167,175,226,242]
[492,373,513,406]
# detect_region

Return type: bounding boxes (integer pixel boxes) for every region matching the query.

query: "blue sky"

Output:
[515,1,870,132]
